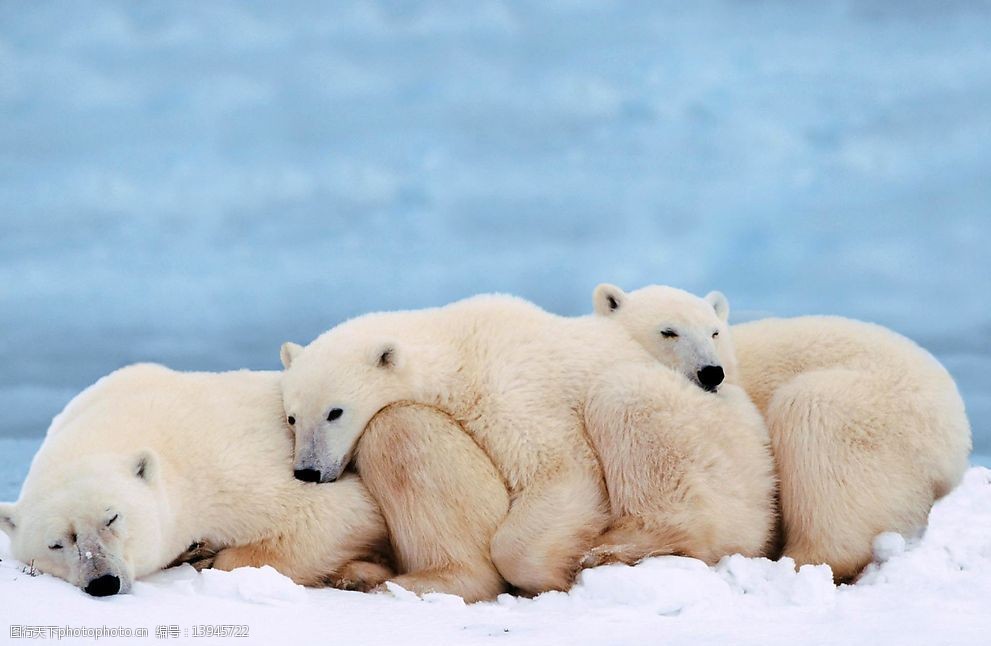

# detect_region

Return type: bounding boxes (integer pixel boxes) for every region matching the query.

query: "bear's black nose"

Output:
[294,468,322,483]
[697,365,725,391]
[84,574,121,597]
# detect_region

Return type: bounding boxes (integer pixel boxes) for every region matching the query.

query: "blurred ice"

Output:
[0,438,42,500]
[0,0,988,477]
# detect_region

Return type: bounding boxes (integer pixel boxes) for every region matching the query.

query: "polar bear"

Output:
[0,364,509,601]
[581,362,776,568]
[593,283,972,580]
[279,294,776,593]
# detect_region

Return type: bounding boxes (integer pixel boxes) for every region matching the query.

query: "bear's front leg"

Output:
[201,474,393,590]
[579,517,691,568]
[324,560,394,592]
[210,541,282,573]
[167,540,220,571]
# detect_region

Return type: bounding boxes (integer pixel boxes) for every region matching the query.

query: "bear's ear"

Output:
[280,342,303,369]
[593,283,626,316]
[370,342,403,371]
[134,450,158,483]
[705,291,730,322]
[0,502,16,536]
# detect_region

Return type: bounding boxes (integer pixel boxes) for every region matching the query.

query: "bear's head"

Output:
[280,332,411,484]
[594,283,738,392]
[0,450,167,596]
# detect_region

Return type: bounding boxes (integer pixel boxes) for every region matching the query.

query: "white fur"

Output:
[0,364,388,594]
[282,293,775,592]
[582,362,776,567]
[595,284,973,580]
[733,316,971,579]
[594,283,739,389]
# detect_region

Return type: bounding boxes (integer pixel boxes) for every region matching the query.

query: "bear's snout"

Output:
[294,468,322,483]
[84,574,121,597]
[697,365,724,392]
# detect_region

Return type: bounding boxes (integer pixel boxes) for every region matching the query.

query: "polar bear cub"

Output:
[593,283,737,391]
[585,285,775,567]
[593,283,972,580]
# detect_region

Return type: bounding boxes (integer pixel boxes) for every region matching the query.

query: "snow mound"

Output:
[196,566,309,606]
[717,555,836,608]
[384,581,467,607]
[563,555,730,614]
[872,532,908,563]
[128,564,309,606]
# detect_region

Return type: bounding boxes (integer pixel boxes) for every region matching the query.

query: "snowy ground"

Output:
[1,467,989,645]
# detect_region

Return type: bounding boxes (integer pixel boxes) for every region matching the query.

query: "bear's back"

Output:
[732,315,959,417]
[734,316,948,377]
[34,365,291,482]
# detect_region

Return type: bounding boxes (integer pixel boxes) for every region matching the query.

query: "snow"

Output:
[2,467,989,645]
[871,531,907,563]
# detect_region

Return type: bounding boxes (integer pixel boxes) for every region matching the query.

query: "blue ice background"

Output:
[1,1,989,500]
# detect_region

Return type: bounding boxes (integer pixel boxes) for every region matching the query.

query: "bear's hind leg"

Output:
[357,402,510,603]
[769,368,934,581]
